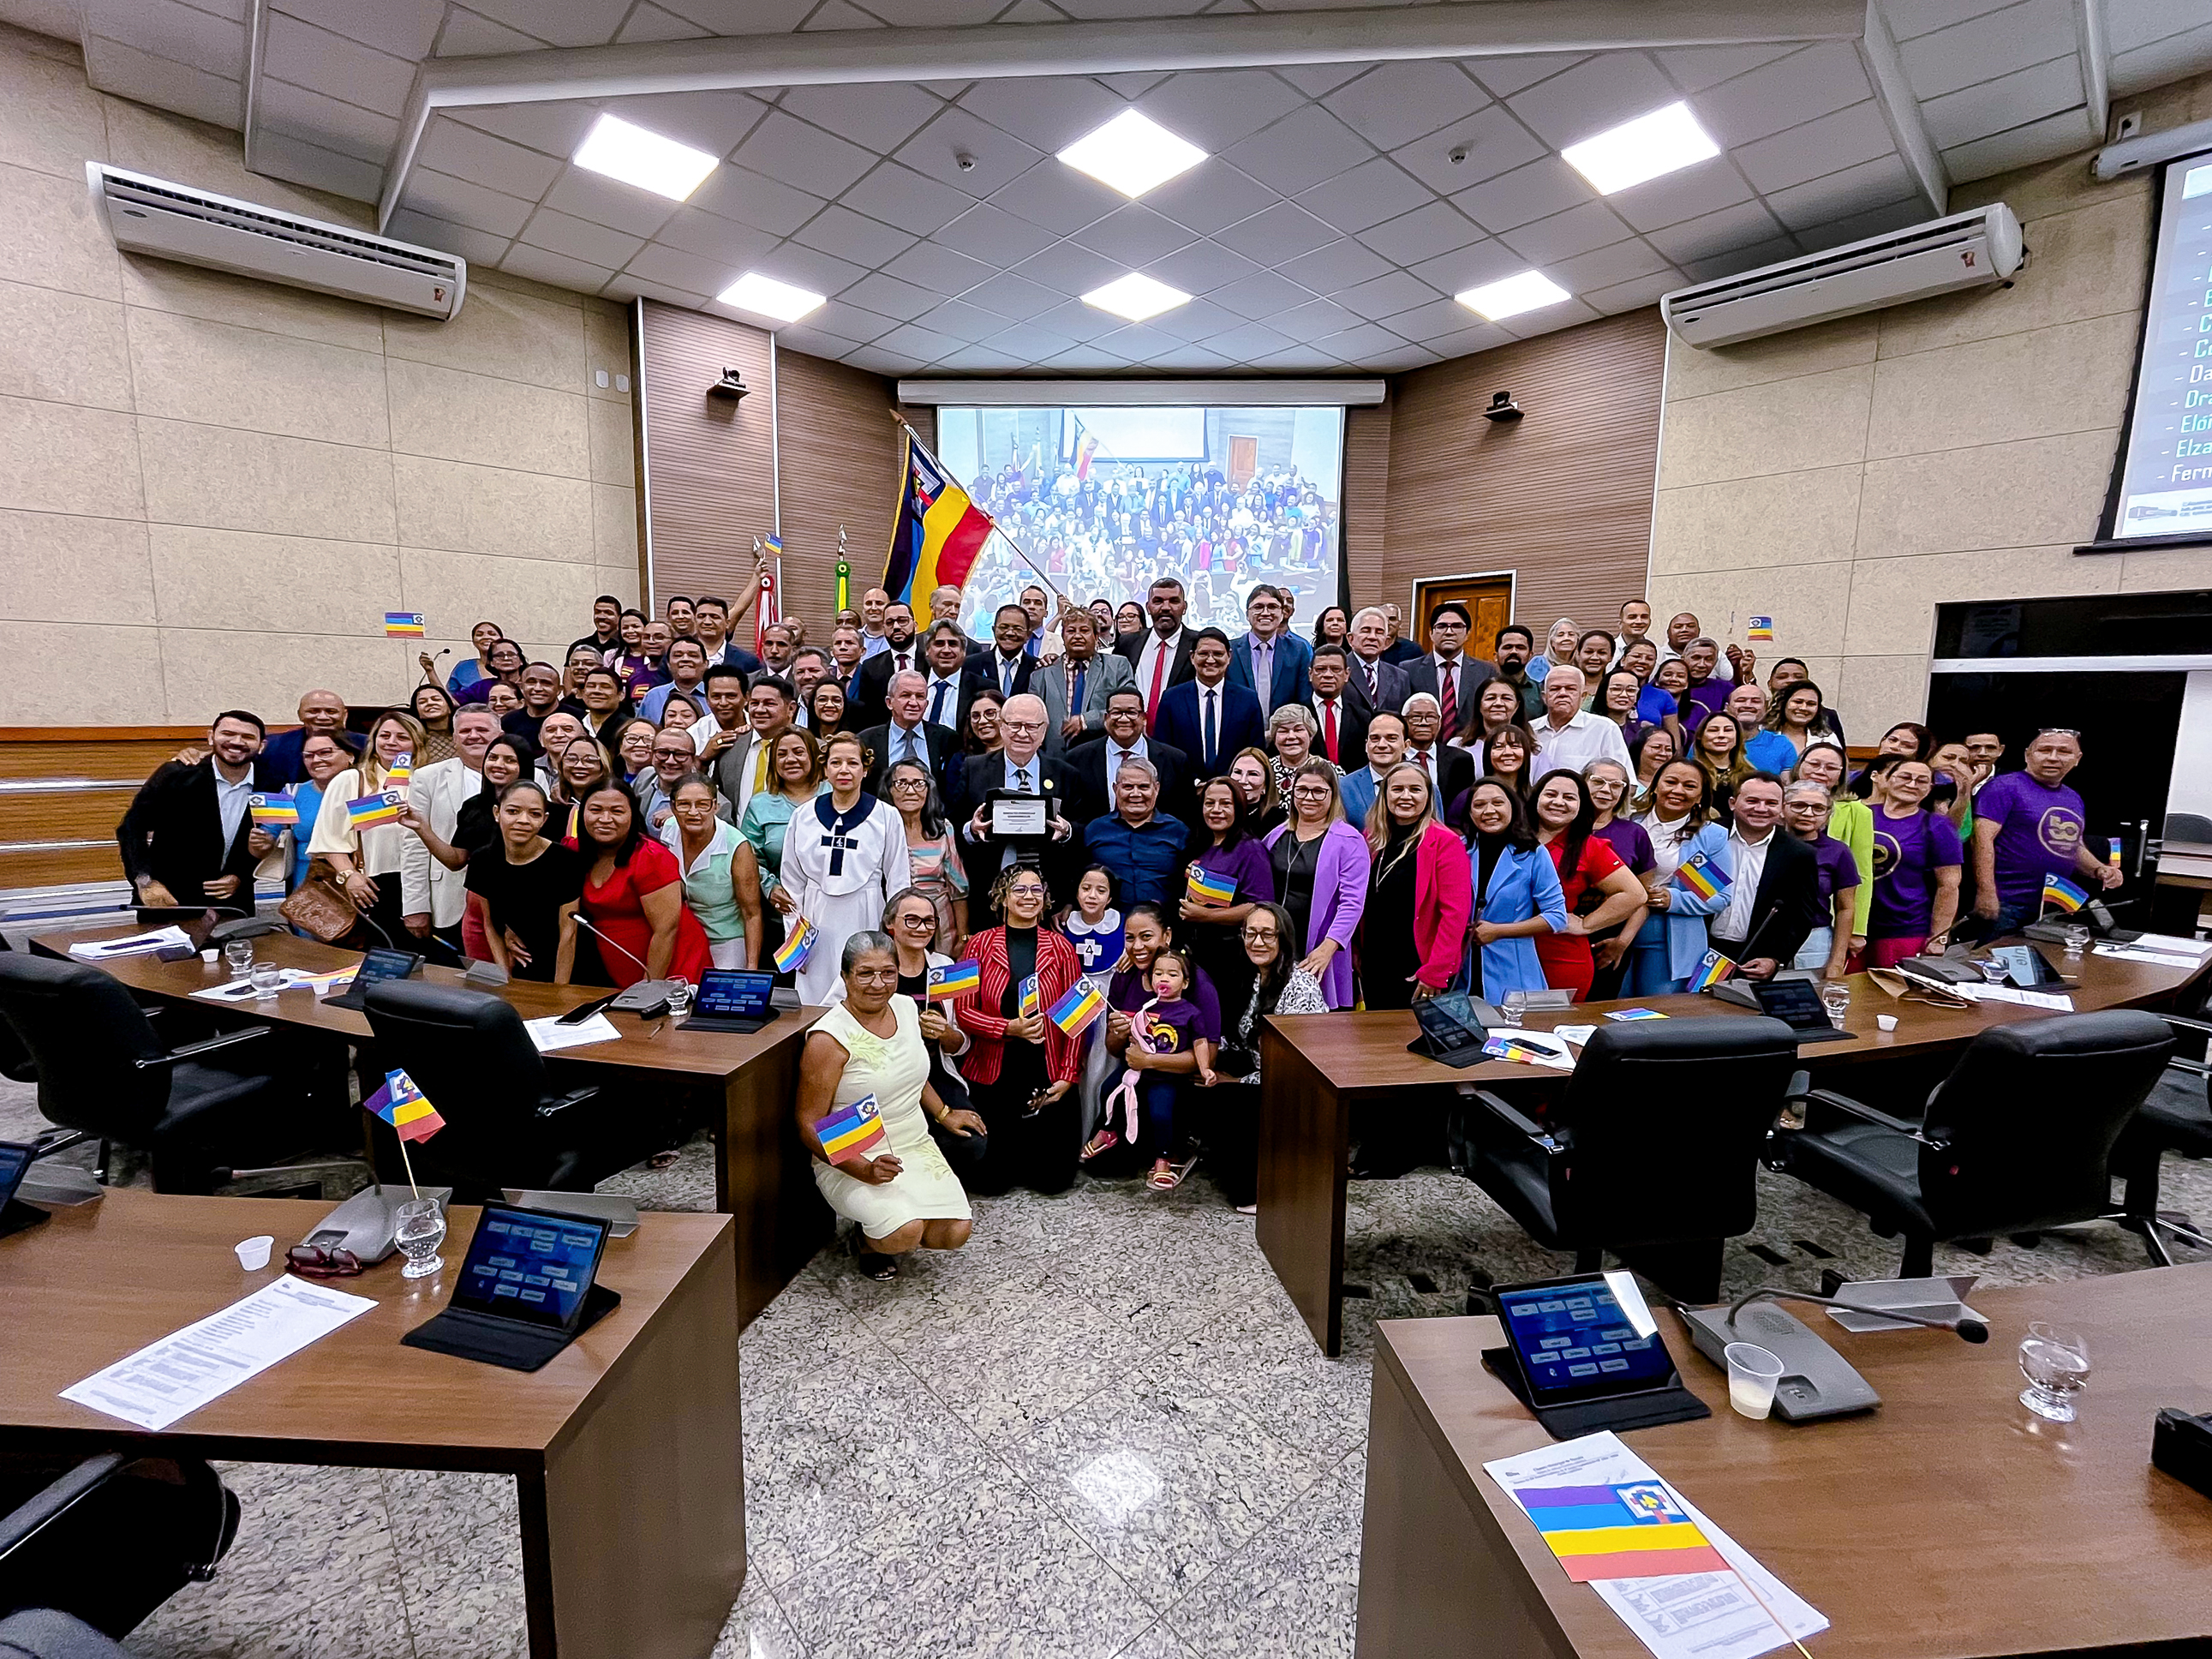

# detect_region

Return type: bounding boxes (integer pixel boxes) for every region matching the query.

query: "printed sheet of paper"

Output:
[69,927,191,961]
[2128,932,2212,958]
[2093,943,2202,969]
[62,1276,375,1431]
[525,1011,621,1052]
[1962,984,2074,1011]
[1484,1431,1827,1659]
[190,970,318,1003]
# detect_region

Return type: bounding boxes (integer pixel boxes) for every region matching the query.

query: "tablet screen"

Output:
[0,1140,31,1208]
[1752,977,1830,1029]
[1498,1273,1677,1405]
[695,968,774,1018]
[451,1205,608,1332]
[1414,991,1486,1051]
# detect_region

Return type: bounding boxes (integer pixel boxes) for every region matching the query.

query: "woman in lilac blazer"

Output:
[1262,760,1372,1009]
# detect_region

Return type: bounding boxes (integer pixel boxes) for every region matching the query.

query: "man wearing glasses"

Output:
[960,692,1073,889]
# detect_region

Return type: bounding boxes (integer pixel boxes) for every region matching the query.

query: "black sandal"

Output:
[855,1242,898,1280]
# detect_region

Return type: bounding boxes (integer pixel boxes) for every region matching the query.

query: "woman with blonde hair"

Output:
[1357,762,1470,1009]
[308,707,427,947]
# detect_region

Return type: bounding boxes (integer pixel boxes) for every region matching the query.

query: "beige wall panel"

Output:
[147,524,404,635]
[1864,312,2138,459]
[119,255,388,354]
[393,453,595,564]
[0,509,153,625]
[0,160,123,301]
[127,306,390,446]
[1841,543,2122,657]
[1650,465,1863,575]
[384,277,585,394]
[1852,430,2119,559]
[0,392,141,518]
[1657,362,1874,490]
[0,278,131,410]
[139,416,396,543]
[1663,313,1878,404]
[387,357,589,479]
[158,626,406,719]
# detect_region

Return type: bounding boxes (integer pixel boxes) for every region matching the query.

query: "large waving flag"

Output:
[882,427,993,608]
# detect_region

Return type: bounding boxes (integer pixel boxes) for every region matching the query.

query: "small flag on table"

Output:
[1019,973,1040,1018]
[386,753,413,787]
[362,1069,445,1143]
[816,1093,888,1161]
[1672,853,1730,902]
[248,790,298,825]
[2042,873,2089,913]
[346,790,403,830]
[1048,980,1106,1037]
[927,960,981,1001]
[1689,949,1736,991]
[1187,865,1237,907]
[384,611,425,638]
[772,916,816,973]
[1745,615,1774,643]
[1515,1482,1728,1582]
[1605,1007,1668,1021]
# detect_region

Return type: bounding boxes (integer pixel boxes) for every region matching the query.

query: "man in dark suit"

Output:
[860,668,958,797]
[1066,689,1188,828]
[971,602,1039,703]
[1346,608,1412,717]
[1305,644,1371,770]
[1227,584,1311,719]
[1115,575,1195,731]
[1404,601,1497,737]
[956,692,1075,898]
[117,710,278,911]
[1400,692,1475,806]
[1154,629,1264,783]
[1707,774,1825,977]
[846,599,923,730]
[914,620,979,735]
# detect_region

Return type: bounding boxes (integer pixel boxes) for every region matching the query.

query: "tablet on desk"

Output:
[681,968,780,1033]
[401,1203,618,1372]
[1494,1272,1682,1408]
[324,946,422,1011]
[1409,991,1504,1067]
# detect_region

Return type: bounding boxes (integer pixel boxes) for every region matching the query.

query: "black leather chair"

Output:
[1456,1015,1800,1303]
[0,954,354,1195]
[2113,1004,2212,1264]
[1772,1009,2176,1277]
[362,980,670,1201]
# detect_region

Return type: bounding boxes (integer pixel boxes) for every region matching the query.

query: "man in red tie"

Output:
[1115,577,1193,733]
[1306,644,1371,769]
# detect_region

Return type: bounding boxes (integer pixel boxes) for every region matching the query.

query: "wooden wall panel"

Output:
[1342,398,1392,612]
[1379,308,1665,643]
[637,302,776,611]
[0,728,206,888]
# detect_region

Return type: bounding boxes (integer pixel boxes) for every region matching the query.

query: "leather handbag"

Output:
[279,860,356,943]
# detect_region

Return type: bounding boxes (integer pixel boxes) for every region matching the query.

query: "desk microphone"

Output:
[571,913,652,977]
[1727,1285,1989,1343]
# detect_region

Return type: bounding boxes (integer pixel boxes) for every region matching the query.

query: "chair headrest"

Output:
[1580,1015,1800,1064]
[363,978,523,1033]
[1963,1008,2174,1063]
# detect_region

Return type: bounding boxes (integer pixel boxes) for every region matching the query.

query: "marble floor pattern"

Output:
[3,1073,2207,1659]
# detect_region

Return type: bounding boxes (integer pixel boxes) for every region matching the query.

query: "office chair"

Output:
[1454,1015,1800,1303]
[362,980,670,1201]
[0,1453,240,1656]
[2112,1002,2212,1265]
[0,954,359,1195]
[1771,1010,2175,1278]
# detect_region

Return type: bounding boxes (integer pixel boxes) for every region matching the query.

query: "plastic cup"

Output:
[235,1235,274,1271]
[200,948,220,966]
[1725,1342,1786,1420]
[1875,1014,1898,1033]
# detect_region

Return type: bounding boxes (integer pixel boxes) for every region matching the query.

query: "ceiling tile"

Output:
[1762,153,1918,231]
[498,243,614,293]
[1223,106,1375,195]
[895,108,1047,199]
[519,207,645,269]
[937,201,1059,265]
[1145,343,1241,370]
[1449,156,1593,234]
[1025,298,1121,341]
[1920,53,2083,149]
[622,240,741,294]
[1272,296,1360,337]
[733,111,878,199]
[616,4,711,43]
[658,0,815,28]
[543,166,685,238]
[978,321,1083,361]
[1323,59,1488,150]
[1295,156,1434,235]
[598,90,771,159]
[931,344,1019,372]
[653,207,780,267]
[860,0,1005,22]
[1901,0,2071,98]
[2107,0,2210,53]
[1547,234,1671,292]
[882,239,997,295]
[1506,51,1681,149]
[1276,237,1394,292]
[451,102,601,159]
[254,131,385,203]
[1605,158,1756,233]
[601,273,710,308]
[754,240,868,298]
[1069,203,1198,265]
[386,209,511,267]
[1884,0,2020,42]
[792,202,920,266]
[776,323,873,362]
[1693,41,1872,147]
[1044,343,1137,371]
[778,82,946,153]
[2110,22,2212,98]
[257,77,400,165]
[1246,344,1345,370]
[846,345,928,376]
[1202,320,1297,358]
[1093,71,1174,99]
[1405,237,1537,296]
[1420,320,1515,357]
[874,321,971,361]
[957,269,1063,320]
[986,161,1125,237]
[415,115,565,200]
[687,164,825,237]
[912,299,1011,344]
[1318,320,1413,362]
[805,299,902,344]
[1940,105,2098,181]
[460,0,630,46]
[840,273,942,320]
[1142,163,1280,237]
[1376,296,1476,340]
[1645,198,1791,264]
[957,76,1129,153]
[434,8,547,54]
[262,12,412,114]
[839,162,975,237]
[272,0,441,62]
[1390,103,1549,195]
[404,168,535,239]
[1212,201,1336,264]
[1584,268,1687,313]
[1493,295,1599,338]
[1653,43,1799,93]
[1332,269,1439,320]
[1275,61,1374,99]
[1208,269,1314,319]
[1367,343,1443,371]
[1355,200,1483,264]
[1007,239,1127,296]
[1463,53,1587,99]
[1682,234,1801,283]
[1733,101,1898,194]
[1135,69,1308,151]
[1140,237,1262,295]
[1141,295,1243,342]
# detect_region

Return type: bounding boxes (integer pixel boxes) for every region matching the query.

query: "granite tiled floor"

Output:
[3,1074,2206,1659]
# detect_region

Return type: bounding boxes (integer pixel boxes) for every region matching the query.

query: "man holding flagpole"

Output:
[1970,728,2120,936]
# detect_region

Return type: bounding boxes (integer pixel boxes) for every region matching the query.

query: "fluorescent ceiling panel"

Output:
[1456,270,1572,320]
[1081,272,1193,322]
[718,271,826,322]
[1058,109,1208,200]
[1561,101,1722,196]
[573,113,720,202]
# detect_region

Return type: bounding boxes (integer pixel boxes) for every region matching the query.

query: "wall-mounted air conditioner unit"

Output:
[1660,204,2022,349]
[85,163,466,320]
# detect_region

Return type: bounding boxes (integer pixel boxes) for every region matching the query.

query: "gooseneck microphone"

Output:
[1727,1285,1990,1343]
[571,912,654,977]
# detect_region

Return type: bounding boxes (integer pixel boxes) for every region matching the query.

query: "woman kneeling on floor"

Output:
[798,930,981,1281]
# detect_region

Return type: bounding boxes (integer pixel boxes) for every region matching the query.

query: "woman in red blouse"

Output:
[575,784,712,987]
[954,865,1084,1195]
[1529,769,1650,1002]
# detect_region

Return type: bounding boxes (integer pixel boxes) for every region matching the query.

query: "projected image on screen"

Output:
[2110,153,2212,539]
[934,404,1344,638]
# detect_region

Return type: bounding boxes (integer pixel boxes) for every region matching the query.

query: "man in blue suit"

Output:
[1227,584,1311,721]
[1155,628,1264,784]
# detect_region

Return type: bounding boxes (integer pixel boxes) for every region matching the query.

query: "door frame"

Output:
[1409,570,1516,652]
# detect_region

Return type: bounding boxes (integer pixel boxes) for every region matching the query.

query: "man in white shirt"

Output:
[1659,610,1701,663]
[1530,666,1631,776]
[1610,599,1653,667]
[1705,775,1821,979]
[401,704,499,957]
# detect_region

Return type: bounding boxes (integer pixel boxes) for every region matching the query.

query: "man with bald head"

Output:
[261,689,352,786]
[959,690,1073,891]
[859,668,958,796]
[1530,663,1630,775]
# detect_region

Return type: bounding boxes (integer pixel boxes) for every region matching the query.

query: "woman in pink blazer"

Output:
[1261,760,1371,1009]
[1357,761,1473,1008]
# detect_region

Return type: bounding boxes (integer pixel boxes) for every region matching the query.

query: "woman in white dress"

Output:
[776,731,904,1004]
[799,931,982,1281]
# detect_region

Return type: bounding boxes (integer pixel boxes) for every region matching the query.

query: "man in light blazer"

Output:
[1227,584,1312,719]
[400,704,499,961]
[1032,606,1133,754]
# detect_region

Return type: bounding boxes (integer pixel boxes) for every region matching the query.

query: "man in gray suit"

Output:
[1033,605,1134,755]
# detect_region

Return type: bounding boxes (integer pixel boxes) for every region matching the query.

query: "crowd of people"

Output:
[116,577,2125,1279]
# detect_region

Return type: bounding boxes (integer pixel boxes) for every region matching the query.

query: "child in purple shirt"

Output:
[1100,950,1216,1193]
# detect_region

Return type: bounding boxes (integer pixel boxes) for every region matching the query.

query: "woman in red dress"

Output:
[1529,768,1650,1002]
[574,783,712,987]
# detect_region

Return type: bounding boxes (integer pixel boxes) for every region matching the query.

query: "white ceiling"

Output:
[27,0,2212,374]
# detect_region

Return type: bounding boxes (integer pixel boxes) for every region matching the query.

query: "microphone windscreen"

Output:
[1957,1319,1990,1344]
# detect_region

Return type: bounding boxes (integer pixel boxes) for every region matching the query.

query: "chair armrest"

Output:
[133,1027,269,1069]
[1461,1086,1569,1153]
[1802,1087,1949,1151]
[2161,1014,2212,1037]
[535,1086,602,1118]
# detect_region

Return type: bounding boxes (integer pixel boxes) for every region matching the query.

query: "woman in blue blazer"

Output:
[1460,780,1567,998]
[1625,758,1733,994]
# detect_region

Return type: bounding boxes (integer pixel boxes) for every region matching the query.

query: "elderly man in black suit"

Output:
[117,709,278,911]
[1345,607,1412,717]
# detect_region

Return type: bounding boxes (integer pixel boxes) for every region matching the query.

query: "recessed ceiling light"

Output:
[717,272,825,324]
[572,112,719,202]
[1057,109,1208,199]
[1562,100,1721,195]
[1456,270,1572,321]
[1080,272,1192,322]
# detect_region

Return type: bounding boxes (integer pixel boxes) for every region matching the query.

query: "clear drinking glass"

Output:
[2063,925,2090,959]
[392,1197,446,1280]
[223,939,254,979]
[1819,981,1850,1027]
[1978,958,2008,986]
[2018,1322,2089,1422]
[249,961,285,1001]
[1499,991,1527,1028]
[665,978,691,1017]
[1725,1342,1786,1420]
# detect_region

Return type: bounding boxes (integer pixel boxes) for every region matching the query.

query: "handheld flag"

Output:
[248,791,298,825]
[772,916,816,974]
[1515,1482,1728,1583]
[882,427,993,608]
[1671,853,1730,903]
[386,753,413,787]
[927,960,981,1001]
[816,1093,888,1161]
[1187,865,1237,907]
[1019,973,1040,1019]
[2042,873,2089,913]
[1048,980,1106,1038]
[362,1069,445,1143]
[346,790,403,830]
[756,534,782,655]
[383,611,425,638]
[1689,949,1736,991]
[1745,616,1774,643]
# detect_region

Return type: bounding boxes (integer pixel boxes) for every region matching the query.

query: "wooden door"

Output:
[1412,573,1515,660]
[1228,434,1258,488]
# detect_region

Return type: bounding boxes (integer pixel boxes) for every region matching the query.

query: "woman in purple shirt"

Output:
[1582,758,1653,1001]
[1783,779,1859,979]
[1862,758,1962,969]
[1180,776,1276,1015]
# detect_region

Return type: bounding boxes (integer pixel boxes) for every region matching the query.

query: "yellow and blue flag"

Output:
[384,611,425,638]
[1019,973,1040,1019]
[1187,865,1237,907]
[1689,949,1736,991]
[1745,616,1774,642]
[364,1069,445,1143]
[2042,873,2089,913]
[346,790,403,830]
[816,1093,887,1161]
[772,916,816,974]
[248,791,298,825]
[928,960,981,1001]
[386,753,413,787]
[1048,980,1105,1037]
[882,429,993,608]
[1672,853,1729,902]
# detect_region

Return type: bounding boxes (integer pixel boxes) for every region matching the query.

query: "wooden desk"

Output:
[1354,1265,2212,1658]
[1258,951,2208,1355]
[33,926,830,1327]
[0,1190,743,1659]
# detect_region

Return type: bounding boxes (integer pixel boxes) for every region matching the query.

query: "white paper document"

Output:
[1483,1431,1827,1659]
[2093,943,2202,968]
[189,970,318,1003]
[1552,1024,1599,1049]
[1962,984,2074,1010]
[62,1276,375,1431]
[525,1010,621,1052]
[69,926,191,961]
[2130,932,2212,958]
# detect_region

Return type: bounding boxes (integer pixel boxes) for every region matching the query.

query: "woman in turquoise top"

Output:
[286,729,354,893]
[739,727,822,904]
[661,773,762,968]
